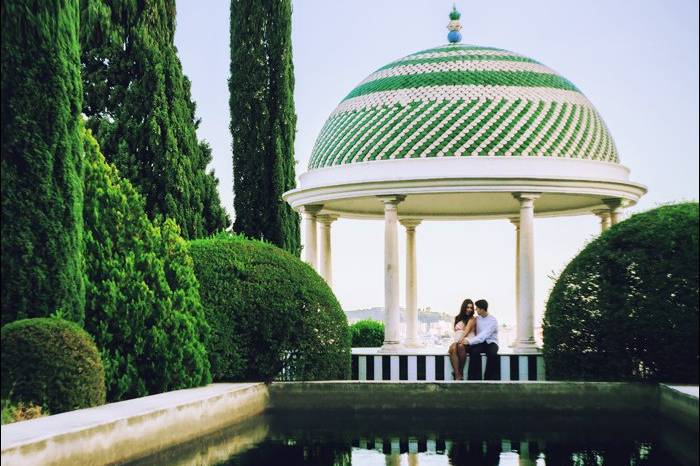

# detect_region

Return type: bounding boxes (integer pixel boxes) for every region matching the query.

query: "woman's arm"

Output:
[458,319,473,345]
[464,317,476,336]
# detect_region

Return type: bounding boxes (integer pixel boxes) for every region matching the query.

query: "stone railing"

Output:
[351,348,545,381]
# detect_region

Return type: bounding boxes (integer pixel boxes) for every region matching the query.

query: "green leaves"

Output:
[1,0,85,326]
[543,202,699,383]
[350,320,385,347]
[82,130,210,401]
[1,317,106,414]
[189,234,351,382]
[230,0,300,255]
[80,0,229,240]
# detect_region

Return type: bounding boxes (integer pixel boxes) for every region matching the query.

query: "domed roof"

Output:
[308,44,618,170]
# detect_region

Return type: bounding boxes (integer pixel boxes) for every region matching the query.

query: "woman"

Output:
[448,299,476,380]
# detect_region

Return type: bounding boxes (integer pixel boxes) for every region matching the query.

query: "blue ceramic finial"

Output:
[447,4,462,43]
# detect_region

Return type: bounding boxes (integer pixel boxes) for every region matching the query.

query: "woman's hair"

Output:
[454,299,475,327]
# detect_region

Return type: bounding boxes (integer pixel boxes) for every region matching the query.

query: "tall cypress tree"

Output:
[230,0,300,255]
[80,0,229,239]
[1,0,86,325]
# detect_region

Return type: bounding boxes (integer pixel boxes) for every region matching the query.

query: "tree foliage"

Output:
[80,0,229,239]
[230,0,300,254]
[1,0,85,325]
[350,320,385,347]
[1,318,105,414]
[83,130,210,401]
[543,203,699,383]
[189,234,350,382]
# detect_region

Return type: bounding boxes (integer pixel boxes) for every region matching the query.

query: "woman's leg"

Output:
[448,343,461,379]
[456,343,467,379]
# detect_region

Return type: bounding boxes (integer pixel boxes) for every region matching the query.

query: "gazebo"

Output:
[283,8,646,355]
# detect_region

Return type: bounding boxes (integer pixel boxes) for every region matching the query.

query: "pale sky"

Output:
[175,1,699,325]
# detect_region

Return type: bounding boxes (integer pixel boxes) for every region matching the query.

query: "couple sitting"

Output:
[448,299,499,380]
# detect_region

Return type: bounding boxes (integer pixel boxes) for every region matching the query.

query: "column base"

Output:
[512,342,541,354]
[378,342,403,353]
[403,339,425,348]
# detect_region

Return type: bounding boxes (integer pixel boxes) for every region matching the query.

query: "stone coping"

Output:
[659,384,699,434]
[664,384,699,398]
[352,346,542,356]
[268,381,659,414]
[1,383,268,466]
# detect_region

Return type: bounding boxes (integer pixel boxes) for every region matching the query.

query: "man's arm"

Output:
[467,317,495,345]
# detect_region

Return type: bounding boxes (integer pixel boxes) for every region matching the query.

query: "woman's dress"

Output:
[453,318,476,344]
[453,321,465,344]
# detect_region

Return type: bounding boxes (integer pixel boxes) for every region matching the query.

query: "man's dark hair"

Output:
[475,299,488,311]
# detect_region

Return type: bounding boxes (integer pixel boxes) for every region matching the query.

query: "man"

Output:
[465,299,499,380]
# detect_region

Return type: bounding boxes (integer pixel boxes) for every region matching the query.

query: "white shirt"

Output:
[467,314,498,345]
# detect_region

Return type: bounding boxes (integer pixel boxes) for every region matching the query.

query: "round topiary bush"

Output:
[543,203,699,383]
[189,234,351,382]
[1,318,106,414]
[350,320,384,347]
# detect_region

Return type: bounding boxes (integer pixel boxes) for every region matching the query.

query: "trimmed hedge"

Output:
[543,203,699,383]
[350,320,384,347]
[82,131,210,401]
[189,234,351,382]
[1,318,106,414]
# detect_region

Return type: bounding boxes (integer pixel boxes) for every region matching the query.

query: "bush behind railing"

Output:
[543,203,699,384]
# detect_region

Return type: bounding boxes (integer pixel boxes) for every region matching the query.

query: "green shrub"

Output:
[350,320,384,347]
[1,318,106,414]
[189,234,351,382]
[1,400,47,425]
[82,131,210,401]
[543,203,699,383]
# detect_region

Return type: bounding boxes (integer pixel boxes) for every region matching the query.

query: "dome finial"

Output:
[447,4,462,43]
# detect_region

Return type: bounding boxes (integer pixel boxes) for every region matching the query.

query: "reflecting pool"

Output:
[125,411,696,466]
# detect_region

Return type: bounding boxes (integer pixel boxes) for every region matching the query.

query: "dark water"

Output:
[126,411,697,466]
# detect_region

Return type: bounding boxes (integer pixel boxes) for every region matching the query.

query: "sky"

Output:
[175,1,699,325]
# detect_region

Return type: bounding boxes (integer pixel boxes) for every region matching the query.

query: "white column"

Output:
[603,198,624,225]
[401,219,422,348]
[592,209,612,232]
[509,218,520,347]
[300,205,323,270]
[379,195,405,351]
[317,214,338,287]
[513,193,540,353]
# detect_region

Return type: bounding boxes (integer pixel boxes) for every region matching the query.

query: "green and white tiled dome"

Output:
[308,44,618,170]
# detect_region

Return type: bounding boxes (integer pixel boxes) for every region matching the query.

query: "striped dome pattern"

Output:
[308,44,619,170]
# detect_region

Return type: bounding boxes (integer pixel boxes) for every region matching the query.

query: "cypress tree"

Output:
[230,0,300,255]
[80,0,229,239]
[1,0,86,325]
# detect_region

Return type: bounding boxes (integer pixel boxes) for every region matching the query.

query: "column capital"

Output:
[377,195,406,206]
[399,218,422,229]
[509,217,520,227]
[601,197,623,210]
[592,208,611,218]
[513,192,541,203]
[300,204,324,215]
[316,214,339,226]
